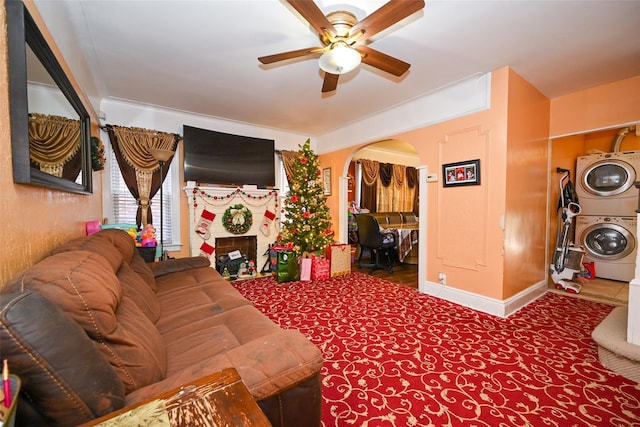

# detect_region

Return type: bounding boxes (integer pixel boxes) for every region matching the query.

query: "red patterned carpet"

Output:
[233,272,640,426]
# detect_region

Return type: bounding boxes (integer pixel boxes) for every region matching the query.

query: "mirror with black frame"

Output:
[7,0,92,194]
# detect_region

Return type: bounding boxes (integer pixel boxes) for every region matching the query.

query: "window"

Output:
[104,138,181,250]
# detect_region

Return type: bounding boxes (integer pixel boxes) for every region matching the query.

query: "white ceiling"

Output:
[34,0,640,136]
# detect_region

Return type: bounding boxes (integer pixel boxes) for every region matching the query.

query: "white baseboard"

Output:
[418,280,548,318]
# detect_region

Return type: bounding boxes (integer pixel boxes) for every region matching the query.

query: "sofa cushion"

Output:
[53,228,159,294]
[153,267,252,334]
[161,304,283,376]
[52,232,124,273]
[0,291,125,427]
[52,229,161,322]
[92,229,158,292]
[123,328,324,406]
[116,262,161,323]
[130,254,158,293]
[2,251,167,394]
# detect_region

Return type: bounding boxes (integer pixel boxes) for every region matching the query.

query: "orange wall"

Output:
[320,67,512,299]
[502,69,550,299]
[319,146,366,240]
[0,3,102,286]
[550,76,640,137]
[396,67,510,300]
[321,69,637,302]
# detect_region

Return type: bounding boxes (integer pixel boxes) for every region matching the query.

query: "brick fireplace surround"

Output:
[184,183,279,270]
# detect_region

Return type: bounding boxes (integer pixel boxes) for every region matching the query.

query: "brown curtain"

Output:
[28,113,81,178]
[107,125,180,228]
[406,167,418,213]
[280,150,298,184]
[359,159,379,212]
[360,160,417,213]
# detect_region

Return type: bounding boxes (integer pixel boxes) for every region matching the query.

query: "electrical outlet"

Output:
[426,173,438,182]
[438,272,446,285]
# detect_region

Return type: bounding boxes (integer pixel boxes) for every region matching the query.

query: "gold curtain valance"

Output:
[108,125,180,227]
[360,159,379,186]
[28,113,81,177]
[112,125,178,172]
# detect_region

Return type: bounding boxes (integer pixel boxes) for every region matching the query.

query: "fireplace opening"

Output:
[215,235,258,262]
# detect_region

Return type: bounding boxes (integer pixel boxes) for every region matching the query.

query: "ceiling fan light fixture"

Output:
[319,42,361,75]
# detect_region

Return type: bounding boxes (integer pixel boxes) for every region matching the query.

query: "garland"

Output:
[192,187,279,210]
[222,204,253,235]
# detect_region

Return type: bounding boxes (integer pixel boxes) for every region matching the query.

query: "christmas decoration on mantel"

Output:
[191,187,280,239]
[222,204,253,235]
[191,187,279,210]
[279,139,334,255]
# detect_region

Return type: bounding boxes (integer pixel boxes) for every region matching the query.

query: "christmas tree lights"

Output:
[280,139,334,255]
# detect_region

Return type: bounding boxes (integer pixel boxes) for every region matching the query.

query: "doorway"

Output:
[548,124,639,305]
[343,139,421,287]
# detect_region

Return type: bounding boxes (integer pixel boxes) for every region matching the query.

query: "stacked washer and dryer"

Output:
[575,151,639,282]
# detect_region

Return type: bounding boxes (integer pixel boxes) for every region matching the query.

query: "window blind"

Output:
[108,148,174,244]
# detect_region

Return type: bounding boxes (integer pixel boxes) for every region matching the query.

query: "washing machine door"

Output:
[582,223,635,260]
[581,160,635,197]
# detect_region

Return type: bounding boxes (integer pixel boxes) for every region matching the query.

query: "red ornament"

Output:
[291,195,299,203]
[300,157,308,164]
[303,211,311,218]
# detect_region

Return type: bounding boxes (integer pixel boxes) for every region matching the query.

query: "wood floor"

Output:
[354,261,418,289]
[355,261,629,306]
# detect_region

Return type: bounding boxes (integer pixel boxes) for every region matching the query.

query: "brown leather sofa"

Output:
[0,229,323,427]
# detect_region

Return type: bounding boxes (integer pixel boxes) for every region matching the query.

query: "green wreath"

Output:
[222,204,253,235]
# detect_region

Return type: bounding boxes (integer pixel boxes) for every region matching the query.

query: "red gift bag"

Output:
[327,243,351,277]
[311,256,330,281]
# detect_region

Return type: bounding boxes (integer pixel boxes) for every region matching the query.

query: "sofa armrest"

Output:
[80,368,270,427]
[149,256,211,277]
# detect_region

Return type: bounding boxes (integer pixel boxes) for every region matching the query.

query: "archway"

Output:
[339,139,423,285]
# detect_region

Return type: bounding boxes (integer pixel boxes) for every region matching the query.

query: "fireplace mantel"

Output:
[184,183,280,270]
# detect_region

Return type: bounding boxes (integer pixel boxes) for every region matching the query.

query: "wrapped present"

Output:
[299,252,312,281]
[276,250,299,283]
[311,256,330,281]
[327,243,351,277]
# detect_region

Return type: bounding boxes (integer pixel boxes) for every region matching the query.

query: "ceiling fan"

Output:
[258,0,425,93]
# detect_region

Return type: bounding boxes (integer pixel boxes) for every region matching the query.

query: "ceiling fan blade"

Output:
[350,0,425,42]
[322,73,339,93]
[258,47,324,64]
[287,0,336,40]
[357,46,410,76]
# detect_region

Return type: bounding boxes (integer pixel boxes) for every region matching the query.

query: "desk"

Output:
[83,368,271,427]
[383,224,418,263]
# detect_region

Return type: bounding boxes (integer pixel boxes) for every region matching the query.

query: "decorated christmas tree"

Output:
[279,139,334,255]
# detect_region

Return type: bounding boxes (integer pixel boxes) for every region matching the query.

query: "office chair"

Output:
[356,214,397,274]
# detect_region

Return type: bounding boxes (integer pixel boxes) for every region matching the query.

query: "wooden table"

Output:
[383,224,419,263]
[83,368,271,427]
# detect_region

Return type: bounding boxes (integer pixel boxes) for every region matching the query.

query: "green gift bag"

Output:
[276,250,300,283]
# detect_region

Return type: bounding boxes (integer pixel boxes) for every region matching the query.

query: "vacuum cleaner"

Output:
[550,168,584,294]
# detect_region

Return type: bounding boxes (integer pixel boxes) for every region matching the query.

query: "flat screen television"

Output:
[183,125,275,187]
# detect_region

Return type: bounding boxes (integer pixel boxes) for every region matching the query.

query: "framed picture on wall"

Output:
[442,159,481,187]
[322,168,331,195]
